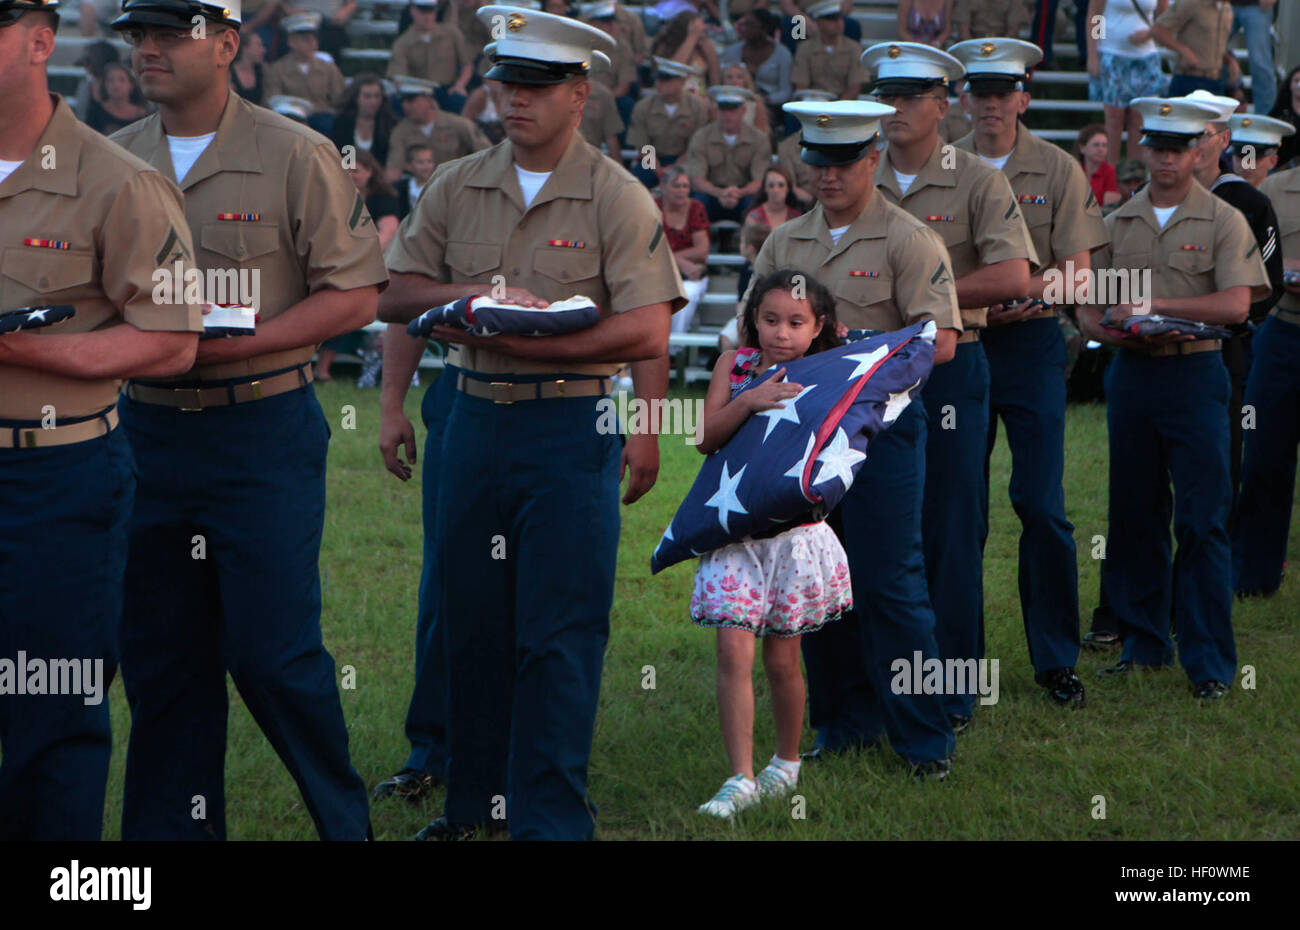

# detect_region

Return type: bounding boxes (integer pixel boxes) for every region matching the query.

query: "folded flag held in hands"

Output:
[650,322,937,574]
[0,305,75,335]
[201,303,257,339]
[1100,309,1233,341]
[407,295,601,339]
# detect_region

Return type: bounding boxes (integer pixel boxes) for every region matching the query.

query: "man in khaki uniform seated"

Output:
[1078,97,1268,699]
[949,36,1109,711]
[579,75,625,160]
[263,11,345,122]
[387,0,476,114]
[0,0,203,840]
[791,0,865,100]
[627,56,708,188]
[683,84,772,222]
[110,0,389,839]
[863,39,1037,734]
[744,99,962,779]
[385,75,491,183]
[379,5,684,841]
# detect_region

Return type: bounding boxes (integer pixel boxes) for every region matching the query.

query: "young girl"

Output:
[693,269,853,818]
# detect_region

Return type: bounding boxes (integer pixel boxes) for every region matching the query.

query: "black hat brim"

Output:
[485,57,587,86]
[871,77,947,97]
[111,0,238,30]
[964,75,1025,94]
[799,135,876,167]
[1140,131,1199,150]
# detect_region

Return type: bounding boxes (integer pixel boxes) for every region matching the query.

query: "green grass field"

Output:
[98,375,1300,840]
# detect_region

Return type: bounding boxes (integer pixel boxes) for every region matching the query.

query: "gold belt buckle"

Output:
[22,429,38,449]
[490,382,514,405]
[249,379,264,401]
[554,379,566,397]
[177,387,205,412]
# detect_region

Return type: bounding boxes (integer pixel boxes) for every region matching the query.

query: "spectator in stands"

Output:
[316,148,400,383]
[580,1,651,68]
[240,0,287,53]
[1115,158,1148,204]
[461,60,507,144]
[684,85,773,222]
[775,120,815,207]
[721,63,770,134]
[652,11,721,95]
[1029,0,1060,69]
[791,2,866,100]
[898,0,953,47]
[396,142,436,218]
[72,39,118,122]
[385,75,490,182]
[657,164,713,340]
[283,0,357,60]
[579,78,628,159]
[955,0,1031,41]
[1230,0,1277,115]
[656,0,722,23]
[86,61,150,135]
[721,8,793,108]
[779,0,862,53]
[590,2,642,127]
[332,73,398,168]
[1086,0,1169,165]
[231,30,268,105]
[627,57,711,187]
[1152,0,1234,97]
[79,0,120,36]
[744,165,803,229]
[264,11,347,128]
[387,0,475,114]
[451,0,493,58]
[734,221,770,315]
[1268,64,1300,169]
[1076,122,1121,206]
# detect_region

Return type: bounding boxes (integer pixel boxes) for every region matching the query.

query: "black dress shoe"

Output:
[372,768,441,802]
[948,713,972,734]
[1193,680,1229,700]
[911,759,951,782]
[414,816,508,841]
[1035,667,1085,707]
[1082,630,1122,650]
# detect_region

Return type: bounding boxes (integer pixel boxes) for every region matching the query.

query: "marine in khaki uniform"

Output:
[1234,145,1300,596]
[110,0,389,840]
[262,11,345,114]
[1228,113,1294,189]
[950,38,1108,710]
[743,100,961,777]
[385,76,491,181]
[626,56,708,186]
[0,0,202,841]
[1076,97,1269,698]
[377,6,685,841]
[791,1,865,100]
[955,0,1032,41]
[683,85,773,222]
[776,130,814,205]
[386,0,475,99]
[578,77,625,156]
[1152,0,1234,94]
[863,41,1037,734]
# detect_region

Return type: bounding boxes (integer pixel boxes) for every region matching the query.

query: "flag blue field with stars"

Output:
[0,305,75,335]
[407,294,600,338]
[650,321,937,574]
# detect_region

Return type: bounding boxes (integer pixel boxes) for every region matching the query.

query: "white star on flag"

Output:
[784,432,817,485]
[755,381,817,441]
[26,308,49,324]
[813,427,866,490]
[705,461,748,533]
[842,346,888,380]
[882,379,921,424]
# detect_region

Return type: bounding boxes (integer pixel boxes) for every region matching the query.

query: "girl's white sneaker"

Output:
[697,774,759,819]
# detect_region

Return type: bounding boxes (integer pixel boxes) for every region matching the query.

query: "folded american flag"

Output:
[650,321,936,574]
[407,295,600,338]
[1101,310,1233,341]
[0,305,75,335]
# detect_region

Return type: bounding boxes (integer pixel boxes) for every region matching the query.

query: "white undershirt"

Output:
[298,62,310,74]
[722,133,737,146]
[664,103,679,117]
[0,158,22,186]
[515,164,552,209]
[828,224,850,245]
[979,149,1013,170]
[167,132,216,184]
[893,168,917,195]
[1152,205,1177,228]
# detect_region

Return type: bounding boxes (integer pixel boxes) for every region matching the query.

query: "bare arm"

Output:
[932,326,957,365]
[378,272,542,324]
[0,324,198,380]
[678,228,711,265]
[195,285,378,365]
[622,354,668,504]
[954,258,1030,309]
[378,324,427,480]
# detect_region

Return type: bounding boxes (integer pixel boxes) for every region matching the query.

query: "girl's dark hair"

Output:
[1270,64,1300,118]
[652,11,696,59]
[740,268,840,357]
[752,165,800,210]
[1075,122,1106,165]
[353,147,397,200]
[99,61,146,108]
[339,73,399,141]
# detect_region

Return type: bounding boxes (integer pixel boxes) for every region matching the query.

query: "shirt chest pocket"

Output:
[1,247,95,300]
[201,224,281,268]
[1165,247,1215,283]
[832,275,893,317]
[533,247,602,286]
[927,215,970,260]
[444,241,502,282]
